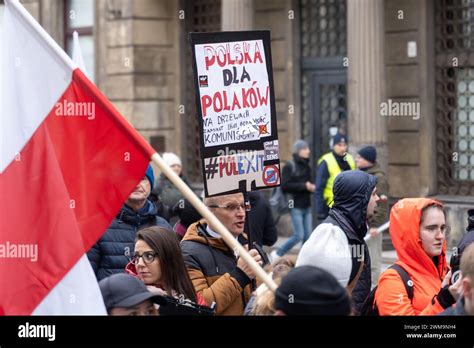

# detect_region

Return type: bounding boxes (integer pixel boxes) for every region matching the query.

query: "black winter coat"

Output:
[248,191,278,247]
[87,200,171,280]
[281,154,312,209]
[328,170,377,314]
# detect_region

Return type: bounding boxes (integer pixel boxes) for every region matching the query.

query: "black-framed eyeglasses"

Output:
[207,203,247,212]
[130,251,158,265]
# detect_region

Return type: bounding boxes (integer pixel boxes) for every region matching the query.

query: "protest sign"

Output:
[190,31,280,196]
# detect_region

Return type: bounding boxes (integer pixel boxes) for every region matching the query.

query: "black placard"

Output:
[189,31,281,197]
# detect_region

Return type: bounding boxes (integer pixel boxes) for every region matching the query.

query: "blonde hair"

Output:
[252,255,296,316]
[251,281,280,316]
[272,255,296,276]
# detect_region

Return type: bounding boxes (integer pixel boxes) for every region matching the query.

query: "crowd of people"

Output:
[87,146,474,316]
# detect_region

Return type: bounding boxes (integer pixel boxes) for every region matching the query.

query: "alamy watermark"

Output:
[325,242,365,262]
[18,322,55,341]
[55,99,96,120]
[216,146,259,158]
[0,241,38,262]
[380,99,420,120]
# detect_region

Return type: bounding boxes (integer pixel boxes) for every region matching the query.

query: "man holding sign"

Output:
[181,193,263,315]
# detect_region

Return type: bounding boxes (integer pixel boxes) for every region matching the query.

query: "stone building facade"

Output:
[1,0,472,246]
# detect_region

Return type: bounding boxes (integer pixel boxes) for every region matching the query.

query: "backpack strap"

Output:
[389,264,414,301]
[346,252,364,294]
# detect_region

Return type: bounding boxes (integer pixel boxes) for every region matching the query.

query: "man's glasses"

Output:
[130,251,158,265]
[207,203,248,212]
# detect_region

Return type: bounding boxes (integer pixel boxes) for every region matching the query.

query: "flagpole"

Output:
[5,0,76,72]
[6,0,278,293]
[151,153,278,292]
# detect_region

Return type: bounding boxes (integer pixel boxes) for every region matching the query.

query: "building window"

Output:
[454,68,474,182]
[300,0,347,159]
[64,0,95,81]
[183,0,221,182]
[435,0,474,195]
[300,0,347,59]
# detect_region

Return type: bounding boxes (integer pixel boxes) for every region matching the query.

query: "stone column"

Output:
[96,0,180,154]
[21,0,40,21]
[40,0,64,45]
[221,0,253,31]
[347,0,387,169]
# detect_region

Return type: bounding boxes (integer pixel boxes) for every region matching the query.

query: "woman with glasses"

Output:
[125,226,207,306]
[373,198,461,315]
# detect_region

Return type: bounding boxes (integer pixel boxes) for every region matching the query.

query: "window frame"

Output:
[63,0,95,80]
[434,0,474,195]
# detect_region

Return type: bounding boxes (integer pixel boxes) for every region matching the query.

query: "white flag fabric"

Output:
[0,0,155,315]
[72,30,88,77]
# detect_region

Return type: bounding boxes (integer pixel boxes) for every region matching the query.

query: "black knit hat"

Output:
[358,146,377,164]
[333,133,348,145]
[274,266,351,315]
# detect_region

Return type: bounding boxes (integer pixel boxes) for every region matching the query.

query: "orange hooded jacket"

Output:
[375,198,449,315]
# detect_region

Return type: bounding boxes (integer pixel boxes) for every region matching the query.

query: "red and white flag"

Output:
[0,0,155,314]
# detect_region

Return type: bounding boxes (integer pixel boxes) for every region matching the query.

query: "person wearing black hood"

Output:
[87,165,172,280]
[270,140,315,261]
[356,145,389,285]
[296,170,379,314]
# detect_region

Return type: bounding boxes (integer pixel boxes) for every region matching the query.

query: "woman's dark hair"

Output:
[136,226,197,303]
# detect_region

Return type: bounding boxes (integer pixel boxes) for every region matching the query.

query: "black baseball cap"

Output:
[99,273,168,311]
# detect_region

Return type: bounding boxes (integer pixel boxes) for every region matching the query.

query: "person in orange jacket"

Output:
[375,198,461,315]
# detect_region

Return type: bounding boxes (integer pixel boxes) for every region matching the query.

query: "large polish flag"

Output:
[0,0,156,314]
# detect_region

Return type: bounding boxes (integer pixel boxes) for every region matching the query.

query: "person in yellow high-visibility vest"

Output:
[315,133,356,220]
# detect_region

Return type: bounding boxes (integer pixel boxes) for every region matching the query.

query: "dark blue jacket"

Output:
[87,200,171,280]
[328,170,377,314]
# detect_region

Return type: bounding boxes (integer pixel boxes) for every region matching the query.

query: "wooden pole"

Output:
[150,153,278,292]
